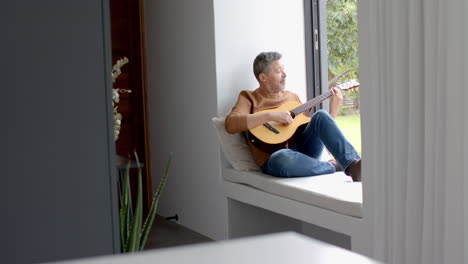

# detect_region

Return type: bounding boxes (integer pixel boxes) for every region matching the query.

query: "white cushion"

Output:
[223,168,362,218]
[211,116,260,171]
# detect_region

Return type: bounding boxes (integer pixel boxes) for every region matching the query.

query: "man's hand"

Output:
[271,111,294,126]
[303,107,312,118]
[329,87,343,119]
[246,111,293,130]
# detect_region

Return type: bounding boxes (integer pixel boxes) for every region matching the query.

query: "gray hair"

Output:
[253,51,282,81]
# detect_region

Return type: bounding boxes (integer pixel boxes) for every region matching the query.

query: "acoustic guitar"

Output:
[246,80,360,153]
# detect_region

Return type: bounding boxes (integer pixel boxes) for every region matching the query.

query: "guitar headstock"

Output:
[334,79,360,91]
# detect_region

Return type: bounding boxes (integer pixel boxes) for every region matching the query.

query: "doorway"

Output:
[109,0,152,211]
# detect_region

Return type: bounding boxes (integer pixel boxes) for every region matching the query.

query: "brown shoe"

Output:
[328,159,343,172]
[345,159,361,182]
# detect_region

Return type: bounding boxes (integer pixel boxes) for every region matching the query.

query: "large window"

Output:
[305,0,361,155]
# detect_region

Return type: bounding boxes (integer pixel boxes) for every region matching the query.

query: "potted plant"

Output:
[119,152,172,252]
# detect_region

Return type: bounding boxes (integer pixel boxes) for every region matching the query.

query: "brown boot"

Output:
[328,159,343,172]
[345,159,361,182]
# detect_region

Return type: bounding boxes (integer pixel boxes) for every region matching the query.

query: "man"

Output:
[225,51,361,181]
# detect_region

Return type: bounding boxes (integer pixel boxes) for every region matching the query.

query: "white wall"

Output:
[144,0,227,240]
[144,0,308,240]
[214,0,307,116]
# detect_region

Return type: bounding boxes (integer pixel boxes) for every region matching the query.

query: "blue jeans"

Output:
[261,110,361,177]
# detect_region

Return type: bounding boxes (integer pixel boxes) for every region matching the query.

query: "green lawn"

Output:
[335,114,361,155]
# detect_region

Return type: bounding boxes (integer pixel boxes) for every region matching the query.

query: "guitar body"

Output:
[245,80,359,154]
[246,101,310,153]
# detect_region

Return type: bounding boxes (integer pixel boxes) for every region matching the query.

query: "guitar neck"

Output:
[290,90,332,116]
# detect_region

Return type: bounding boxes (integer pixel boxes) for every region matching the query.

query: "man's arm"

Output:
[227,111,293,134]
[226,92,293,134]
[246,111,293,130]
[225,93,253,134]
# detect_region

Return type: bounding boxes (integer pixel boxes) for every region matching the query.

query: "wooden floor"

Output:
[144,215,213,250]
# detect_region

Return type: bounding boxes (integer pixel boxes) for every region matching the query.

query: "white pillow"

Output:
[211,116,260,171]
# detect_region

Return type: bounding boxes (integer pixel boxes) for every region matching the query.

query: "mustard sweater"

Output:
[225,89,300,167]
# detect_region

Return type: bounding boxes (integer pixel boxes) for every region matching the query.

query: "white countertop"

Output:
[49,232,381,264]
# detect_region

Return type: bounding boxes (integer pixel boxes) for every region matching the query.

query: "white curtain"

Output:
[358,0,467,263]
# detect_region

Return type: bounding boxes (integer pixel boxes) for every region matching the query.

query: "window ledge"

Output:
[222,168,362,218]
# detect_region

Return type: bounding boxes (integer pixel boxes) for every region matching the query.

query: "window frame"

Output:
[304,0,329,110]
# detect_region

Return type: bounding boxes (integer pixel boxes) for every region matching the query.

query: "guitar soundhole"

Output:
[289,111,296,118]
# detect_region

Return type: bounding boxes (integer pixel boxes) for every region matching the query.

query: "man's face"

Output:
[261,60,286,92]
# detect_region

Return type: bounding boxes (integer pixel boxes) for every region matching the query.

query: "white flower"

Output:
[111,57,129,141]
[112,57,129,83]
[112,89,120,103]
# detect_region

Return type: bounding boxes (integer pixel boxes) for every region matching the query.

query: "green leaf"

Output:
[326,0,359,79]
[125,151,143,252]
[119,162,131,252]
[139,153,173,250]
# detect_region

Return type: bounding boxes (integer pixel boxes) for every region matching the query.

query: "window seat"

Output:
[222,168,362,218]
[221,167,368,253]
[212,116,369,254]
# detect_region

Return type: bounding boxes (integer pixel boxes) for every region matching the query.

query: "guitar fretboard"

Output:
[290,90,332,116]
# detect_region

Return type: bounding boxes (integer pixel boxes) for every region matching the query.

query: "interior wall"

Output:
[1,1,119,263]
[144,0,227,240]
[214,0,308,116]
[144,0,307,240]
